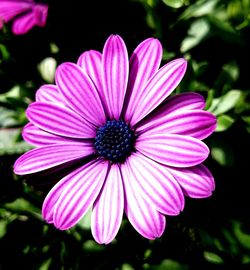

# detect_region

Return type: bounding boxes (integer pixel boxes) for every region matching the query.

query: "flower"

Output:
[14,34,216,244]
[0,0,48,35]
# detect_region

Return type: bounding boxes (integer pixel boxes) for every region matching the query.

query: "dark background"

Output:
[1,0,250,269]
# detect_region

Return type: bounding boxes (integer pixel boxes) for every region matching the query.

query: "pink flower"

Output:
[0,0,48,35]
[14,34,216,244]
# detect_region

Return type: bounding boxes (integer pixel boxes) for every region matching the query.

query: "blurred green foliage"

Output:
[1,0,250,269]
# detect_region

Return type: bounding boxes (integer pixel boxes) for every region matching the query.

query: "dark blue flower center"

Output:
[94,120,135,163]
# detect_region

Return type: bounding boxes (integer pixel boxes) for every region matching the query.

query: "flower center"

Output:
[94,120,135,163]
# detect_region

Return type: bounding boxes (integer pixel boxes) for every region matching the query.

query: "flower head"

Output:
[14,34,217,244]
[0,0,48,35]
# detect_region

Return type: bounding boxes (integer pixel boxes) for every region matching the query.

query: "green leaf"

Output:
[4,198,40,214]
[208,15,242,44]
[211,143,234,166]
[180,18,210,52]
[233,221,250,249]
[205,89,214,110]
[0,220,7,238]
[179,0,219,20]
[121,263,135,270]
[204,251,224,264]
[0,107,19,127]
[83,240,105,252]
[78,208,92,229]
[0,43,10,61]
[49,42,59,54]
[0,128,33,155]
[222,61,239,82]
[215,114,235,132]
[242,115,250,124]
[38,258,52,270]
[0,85,21,103]
[37,57,57,83]
[148,259,189,270]
[208,90,242,116]
[161,0,186,9]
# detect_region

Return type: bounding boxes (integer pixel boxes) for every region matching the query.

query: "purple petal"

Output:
[0,1,31,24]
[102,34,129,120]
[53,160,109,230]
[42,169,74,223]
[136,92,206,131]
[121,160,166,239]
[56,62,106,126]
[168,164,215,198]
[129,59,187,127]
[91,164,124,244]
[11,3,48,34]
[26,102,96,139]
[138,110,217,140]
[136,134,209,167]
[14,142,94,175]
[125,153,184,215]
[32,3,48,27]
[124,38,163,122]
[77,50,109,116]
[22,123,81,147]
[35,84,65,104]
[12,9,36,35]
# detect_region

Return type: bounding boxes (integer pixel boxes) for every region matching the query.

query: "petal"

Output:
[136,134,209,167]
[123,38,163,122]
[42,170,74,223]
[121,160,166,239]
[26,102,96,138]
[33,4,48,27]
[22,123,81,147]
[102,34,129,120]
[35,84,65,104]
[11,3,48,34]
[167,164,215,198]
[56,62,106,126]
[0,1,31,23]
[129,58,187,127]
[53,159,109,230]
[14,142,94,175]
[136,92,206,131]
[91,164,124,244]
[138,110,217,140]
[12,10,37,35]
[77,50,109,116]
[125,153,184,215]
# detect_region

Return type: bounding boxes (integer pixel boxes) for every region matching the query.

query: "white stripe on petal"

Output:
[136,134,209,167]
[35,84,65,105]
[138,110,217,140]
[136,92,206,132]
[26,102,96,139]
[42,171,75,223]
[129,59,187,127]
[102,34,129,120]
[56,62,106,126]
[53,160,109,230]
[121,160,166,239]
[91,164,124,244]
[124,38,162,122]
[14,142,94,175]
[168,164,215,198]
[125,153,184,215]
[77,50,109,117]
[22,123,80,147]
